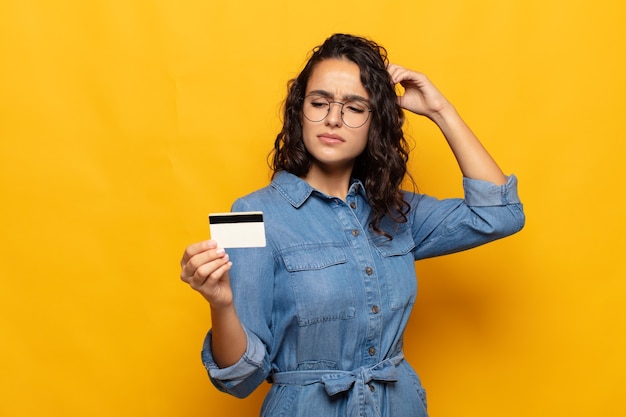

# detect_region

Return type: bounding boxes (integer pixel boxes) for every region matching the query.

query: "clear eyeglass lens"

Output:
[303,96,370,128]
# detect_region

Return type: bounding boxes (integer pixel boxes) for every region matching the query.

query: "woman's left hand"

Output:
[387,64,452,119]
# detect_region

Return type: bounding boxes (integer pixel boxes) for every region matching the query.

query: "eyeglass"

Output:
[302,94,372,128]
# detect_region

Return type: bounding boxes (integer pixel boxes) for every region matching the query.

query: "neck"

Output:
[303,164,353,200]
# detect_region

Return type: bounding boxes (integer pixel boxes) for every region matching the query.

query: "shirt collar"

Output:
[271,171,366,208]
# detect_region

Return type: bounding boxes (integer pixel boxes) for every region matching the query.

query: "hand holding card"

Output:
[208,211,266,248]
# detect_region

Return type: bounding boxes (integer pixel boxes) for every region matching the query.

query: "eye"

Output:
[310,100,329,108]
[345,101,367,114]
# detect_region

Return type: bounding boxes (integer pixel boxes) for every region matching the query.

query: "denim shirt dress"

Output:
[201,171,525,417]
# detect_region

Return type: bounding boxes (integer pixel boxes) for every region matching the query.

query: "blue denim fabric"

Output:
[201,171,525,417]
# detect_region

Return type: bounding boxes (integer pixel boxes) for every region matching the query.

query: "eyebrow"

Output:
[307,89,370,103]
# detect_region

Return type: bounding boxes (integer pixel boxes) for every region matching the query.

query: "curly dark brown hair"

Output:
[271,33,413,237]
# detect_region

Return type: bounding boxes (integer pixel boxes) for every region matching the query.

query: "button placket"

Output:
[333,191,384,368]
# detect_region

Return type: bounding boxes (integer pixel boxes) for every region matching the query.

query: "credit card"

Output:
[208,211,266,248]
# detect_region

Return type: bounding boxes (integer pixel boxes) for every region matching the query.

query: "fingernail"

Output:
[216,248,225,255]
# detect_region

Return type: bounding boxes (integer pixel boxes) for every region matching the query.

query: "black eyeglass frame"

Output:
[302,94,372,128]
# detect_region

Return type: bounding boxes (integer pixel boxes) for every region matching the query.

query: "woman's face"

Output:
[301,58,371,173]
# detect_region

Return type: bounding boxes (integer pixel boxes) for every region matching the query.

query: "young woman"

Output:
[180,33,524,417]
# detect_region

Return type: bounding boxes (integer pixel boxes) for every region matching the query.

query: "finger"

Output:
[386,63,403,83]
[180,240,218,266]
[387,64,417,85]
[180,244,225,283]
[389,65,427,87]
[190,254,231,289]
[183,247,228,279]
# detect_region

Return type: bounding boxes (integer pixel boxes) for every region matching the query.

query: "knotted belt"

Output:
[270,352,404,417]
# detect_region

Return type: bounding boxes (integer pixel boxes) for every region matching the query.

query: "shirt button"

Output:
[369,384,375,392]
[352,229,359,237]
[368,347,376,356]
[372,305,379,314]
[350,202,357,209]
[365,267,373,275]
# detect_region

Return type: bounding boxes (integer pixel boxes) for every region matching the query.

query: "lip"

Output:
[318,133,345,144]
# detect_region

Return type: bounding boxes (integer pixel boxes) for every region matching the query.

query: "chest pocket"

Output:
[372,227,418,310]
[282,243,356,326]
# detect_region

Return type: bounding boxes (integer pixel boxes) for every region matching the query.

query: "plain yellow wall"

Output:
[1,1,624,416]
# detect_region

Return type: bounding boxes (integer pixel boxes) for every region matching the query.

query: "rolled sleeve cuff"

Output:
[463,174,521,207]
[201,327,266,384]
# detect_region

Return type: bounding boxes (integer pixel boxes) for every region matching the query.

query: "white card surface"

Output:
[208,211,266,248]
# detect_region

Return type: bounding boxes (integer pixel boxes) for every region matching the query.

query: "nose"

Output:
[325,102,343,127]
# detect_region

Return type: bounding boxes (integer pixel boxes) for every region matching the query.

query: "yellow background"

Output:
[1,1,624,416]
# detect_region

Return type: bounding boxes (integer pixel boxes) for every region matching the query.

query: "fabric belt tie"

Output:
[270,352,404,416]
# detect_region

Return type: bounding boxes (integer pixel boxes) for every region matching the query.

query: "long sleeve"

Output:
[409,175,525,260]
[201,199,276,398]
